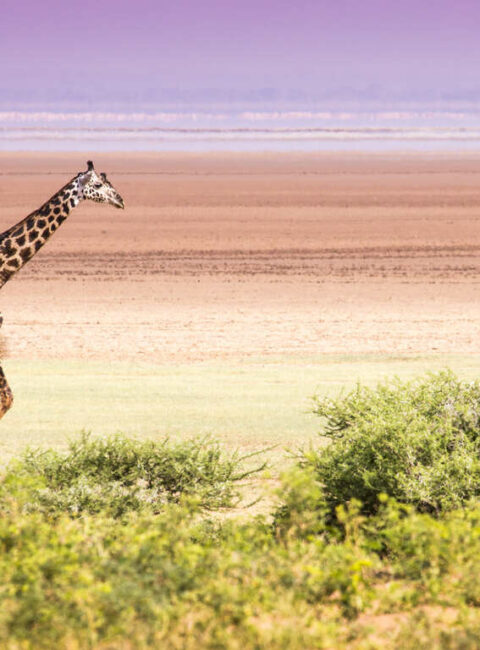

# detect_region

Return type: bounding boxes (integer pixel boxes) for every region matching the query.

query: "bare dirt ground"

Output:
[2,151,480,363]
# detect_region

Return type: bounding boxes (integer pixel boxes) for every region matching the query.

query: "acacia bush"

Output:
[1,433,264,517]
[302,371,480,517]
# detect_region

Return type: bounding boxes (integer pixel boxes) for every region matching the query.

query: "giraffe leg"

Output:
[0,364,13,418]
[0,313,12,417]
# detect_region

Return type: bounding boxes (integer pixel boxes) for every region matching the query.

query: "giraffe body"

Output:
[0,161,124,418]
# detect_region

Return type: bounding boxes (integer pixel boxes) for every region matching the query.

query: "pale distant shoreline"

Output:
[3,134,480,153]
[3,109,480,152]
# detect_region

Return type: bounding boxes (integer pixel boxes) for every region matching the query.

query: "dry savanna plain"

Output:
[1,151,480,461]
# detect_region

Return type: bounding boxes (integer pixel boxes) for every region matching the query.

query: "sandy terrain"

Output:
[1,151,480,363]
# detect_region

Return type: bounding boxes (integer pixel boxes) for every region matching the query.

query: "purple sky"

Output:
[2,0,480,108]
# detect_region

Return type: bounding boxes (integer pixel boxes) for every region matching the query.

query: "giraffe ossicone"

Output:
[0,161,125,419]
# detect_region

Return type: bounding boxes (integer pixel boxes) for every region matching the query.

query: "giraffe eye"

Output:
[94,183,102,189]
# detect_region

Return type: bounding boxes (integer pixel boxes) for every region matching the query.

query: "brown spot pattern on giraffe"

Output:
[3,240,16,256]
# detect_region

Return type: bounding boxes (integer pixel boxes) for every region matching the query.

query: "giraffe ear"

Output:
[100,172,107,182]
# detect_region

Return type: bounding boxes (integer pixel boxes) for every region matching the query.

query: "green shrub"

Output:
[4,481,480,649]
[273,468,328,540]
[305,371,480,516]
[5,372,480,648]
[1,433,265,517]
[3,450,480,647]
[0,493,378,648]
[369,498,480,589]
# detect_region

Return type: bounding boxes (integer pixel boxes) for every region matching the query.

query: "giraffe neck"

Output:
[0,176,85,287]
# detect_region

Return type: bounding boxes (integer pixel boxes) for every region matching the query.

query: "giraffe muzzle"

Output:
[113,195,125,209]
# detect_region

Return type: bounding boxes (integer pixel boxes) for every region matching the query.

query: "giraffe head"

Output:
[78,161,125,209]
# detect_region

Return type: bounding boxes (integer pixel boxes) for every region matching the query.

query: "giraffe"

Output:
[0,160,124,418]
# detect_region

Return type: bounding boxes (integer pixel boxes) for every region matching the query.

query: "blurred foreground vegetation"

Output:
[3,372,480,648]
